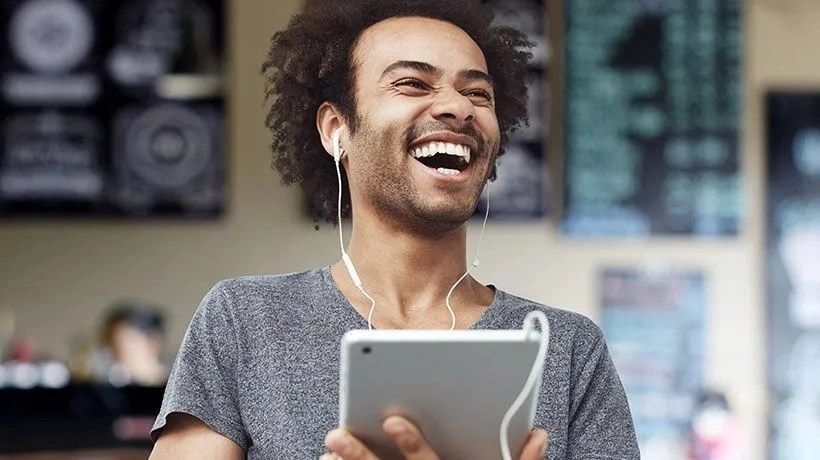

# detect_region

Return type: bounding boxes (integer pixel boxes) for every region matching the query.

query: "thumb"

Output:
[518,428,549,459]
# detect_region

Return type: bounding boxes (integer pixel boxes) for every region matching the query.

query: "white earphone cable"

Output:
[444,181,490,330]
[335,128,492,330]
[500,310,550,460]
[335,134,547,456]
[334,133,377,329]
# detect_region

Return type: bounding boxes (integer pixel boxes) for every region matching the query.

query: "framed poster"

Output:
[0,0,225,218]
[600,267,706,459]
[766,92,820,459]
[562,0,742,236]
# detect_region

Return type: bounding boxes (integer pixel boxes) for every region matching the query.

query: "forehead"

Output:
[353,16,488,78]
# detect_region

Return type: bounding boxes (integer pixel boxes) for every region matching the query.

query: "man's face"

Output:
[344,16,500,234]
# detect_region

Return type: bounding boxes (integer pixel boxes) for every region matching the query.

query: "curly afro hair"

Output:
[262,0,533,227]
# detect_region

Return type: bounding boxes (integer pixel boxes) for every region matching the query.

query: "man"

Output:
[149,1,639,459]
[92,303,167,386]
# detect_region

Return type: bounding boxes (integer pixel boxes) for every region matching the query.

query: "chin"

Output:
[414,204,475,230]
[374,193,477,234]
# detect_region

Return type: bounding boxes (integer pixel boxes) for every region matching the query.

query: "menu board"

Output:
[766,93,820,459]
[0,0,225,218]
[563,0,742,236]
[476,0,548,219]
[600,268,705,459]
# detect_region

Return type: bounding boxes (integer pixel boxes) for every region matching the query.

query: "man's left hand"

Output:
[320,415,549,459]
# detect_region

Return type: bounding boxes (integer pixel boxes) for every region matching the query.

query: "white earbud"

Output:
[332,129,344,162]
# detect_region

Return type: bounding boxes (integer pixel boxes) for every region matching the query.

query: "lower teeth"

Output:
[436,167,460,176]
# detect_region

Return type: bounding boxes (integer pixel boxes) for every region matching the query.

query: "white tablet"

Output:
[338,329,545,459]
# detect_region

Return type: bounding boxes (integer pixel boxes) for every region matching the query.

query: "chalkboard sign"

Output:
[600,267,705,457]
[562,0,742,236]
[766,92,820,459]
[0,0,225,218]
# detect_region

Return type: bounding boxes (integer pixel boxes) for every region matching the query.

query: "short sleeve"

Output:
[151,281,248,449]
[567,325,640,459]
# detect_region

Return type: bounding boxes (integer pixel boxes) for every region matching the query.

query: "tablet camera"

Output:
[362,346,372,355]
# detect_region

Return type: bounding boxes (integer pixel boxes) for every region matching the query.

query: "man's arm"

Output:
[150,282,250,451]
[150,413,244,460]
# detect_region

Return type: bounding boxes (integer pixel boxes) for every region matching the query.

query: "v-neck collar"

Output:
[319,265,505,330]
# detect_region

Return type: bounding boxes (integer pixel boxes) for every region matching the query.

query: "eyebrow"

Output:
[380,60,494,87]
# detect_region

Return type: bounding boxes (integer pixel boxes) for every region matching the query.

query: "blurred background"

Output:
[0,0,818,459]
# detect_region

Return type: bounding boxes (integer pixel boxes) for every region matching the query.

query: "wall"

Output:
[2,1,820,458]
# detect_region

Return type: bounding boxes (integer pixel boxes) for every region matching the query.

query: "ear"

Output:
[316,102,346,160]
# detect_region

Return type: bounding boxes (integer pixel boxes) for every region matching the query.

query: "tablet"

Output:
[338,329,544,459]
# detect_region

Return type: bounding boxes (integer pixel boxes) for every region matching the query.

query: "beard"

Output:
[346,115,494,236]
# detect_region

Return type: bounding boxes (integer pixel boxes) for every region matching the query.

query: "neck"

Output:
[332,209,493,328]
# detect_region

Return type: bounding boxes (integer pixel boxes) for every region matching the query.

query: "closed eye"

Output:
[394,78,430,91]
[462,89,493,101]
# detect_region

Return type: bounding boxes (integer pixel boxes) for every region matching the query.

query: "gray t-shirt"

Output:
[152,267,639,459]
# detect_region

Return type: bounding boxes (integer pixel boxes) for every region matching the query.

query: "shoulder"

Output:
[214,267,325,297]
[493,290,604,351]
[206,267,328,316]
[494,290,602,338]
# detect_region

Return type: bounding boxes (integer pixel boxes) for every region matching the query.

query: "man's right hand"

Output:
[319,415,549,459]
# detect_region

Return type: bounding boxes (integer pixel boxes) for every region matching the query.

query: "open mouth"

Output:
[409,141,471,176]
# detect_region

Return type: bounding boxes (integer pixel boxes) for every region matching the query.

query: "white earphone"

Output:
[332,129,345,162]
[332,127,491,330]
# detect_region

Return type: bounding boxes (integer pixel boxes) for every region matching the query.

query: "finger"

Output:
[518,429,549,460]
[382,416,440,459]
[325,428,379,460]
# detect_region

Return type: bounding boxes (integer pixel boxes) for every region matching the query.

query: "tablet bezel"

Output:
[338,329,544,459]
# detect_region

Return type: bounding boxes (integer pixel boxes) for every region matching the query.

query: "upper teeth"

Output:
[411,142,471,164]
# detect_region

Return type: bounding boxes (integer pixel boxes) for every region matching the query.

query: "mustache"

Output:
[404,121,485,154]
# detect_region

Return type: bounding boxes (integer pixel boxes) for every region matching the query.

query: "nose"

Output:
[430,88,475,129]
